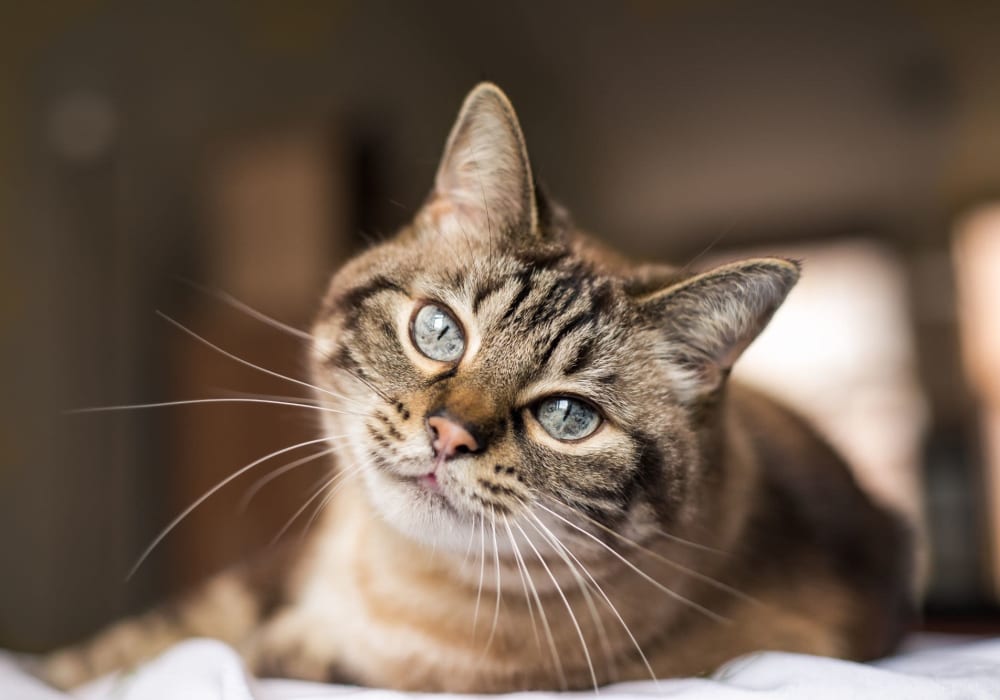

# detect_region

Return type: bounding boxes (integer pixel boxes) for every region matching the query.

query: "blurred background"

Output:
[3,0,1000,652]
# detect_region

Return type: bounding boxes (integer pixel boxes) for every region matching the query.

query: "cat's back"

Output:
[725,383,917,659]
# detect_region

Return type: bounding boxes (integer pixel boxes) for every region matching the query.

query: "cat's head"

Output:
[310,84,798,550]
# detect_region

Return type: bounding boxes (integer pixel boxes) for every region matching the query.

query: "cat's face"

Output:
[309,84,798,550]
[312,242,691,549]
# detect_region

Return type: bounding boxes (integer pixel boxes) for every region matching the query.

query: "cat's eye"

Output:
[534,396,601,442]
[411,303,465,362]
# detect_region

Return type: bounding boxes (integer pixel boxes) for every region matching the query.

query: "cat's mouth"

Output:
[368,448,511,525]
[417,471,442,493]
[389,468,461,514]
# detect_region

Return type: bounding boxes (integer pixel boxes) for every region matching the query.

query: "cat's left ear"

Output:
[418,83,539,245]
[637,258,799,404]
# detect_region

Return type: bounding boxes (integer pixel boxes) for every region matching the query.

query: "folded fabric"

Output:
[2,635,997,700]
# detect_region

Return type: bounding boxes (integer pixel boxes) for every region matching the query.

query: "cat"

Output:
[41,82,916,692]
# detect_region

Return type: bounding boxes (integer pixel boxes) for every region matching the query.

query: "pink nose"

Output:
[427,415,479,460]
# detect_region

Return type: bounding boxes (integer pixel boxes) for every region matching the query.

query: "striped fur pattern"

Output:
[41,84,915,692]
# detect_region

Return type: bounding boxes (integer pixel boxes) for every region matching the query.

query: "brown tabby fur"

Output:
[42,83,915,692]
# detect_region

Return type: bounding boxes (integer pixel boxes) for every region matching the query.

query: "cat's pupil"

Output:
[535,397,600,441]
[412,304,465,362]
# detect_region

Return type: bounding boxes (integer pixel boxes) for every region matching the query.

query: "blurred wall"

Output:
[3,0,1000,649]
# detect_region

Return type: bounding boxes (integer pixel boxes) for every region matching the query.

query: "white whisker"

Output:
[155,311,362,408]
[224,388,367,413]
[473,512,486,636]
[272,462,367,545]
[523,512,616,685]
[534,502,730,624]
[177,279,315,342]
[126,435,339,580]
[67,397,360,417]
[524,509,659,687]
[512,518,599,693]
[304,457,378,536]
[553,499,756,605]
[503,515,566,689]
[462,508,480,566]
[239,445,340,509]
[501,514,543,656]
[224,390,323,405]
[271,473,340,545]
[481,508,503,654]
[649,526,728,556]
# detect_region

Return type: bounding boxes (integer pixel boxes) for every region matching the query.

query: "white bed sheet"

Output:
[2,635,998,700]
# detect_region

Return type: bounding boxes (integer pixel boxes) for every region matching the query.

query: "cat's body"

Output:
[43,84,915,692]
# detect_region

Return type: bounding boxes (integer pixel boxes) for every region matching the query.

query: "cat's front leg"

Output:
[244,607,355,684]
[40,571,262,689]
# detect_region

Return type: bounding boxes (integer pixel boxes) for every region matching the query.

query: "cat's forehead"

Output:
[411,247,581,295]
[412,253,610,326]
[407,252,640,384]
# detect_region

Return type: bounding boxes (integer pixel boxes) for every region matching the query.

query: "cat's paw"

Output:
[245,611,353,683]
[38,649,94,690]
[37,614,181,689]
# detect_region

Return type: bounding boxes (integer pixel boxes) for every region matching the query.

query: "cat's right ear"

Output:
[416,83,539,246]
[636,258,800,404]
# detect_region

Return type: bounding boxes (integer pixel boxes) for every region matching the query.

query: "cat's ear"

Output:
[418,83,538,244]
[636,258,799,404]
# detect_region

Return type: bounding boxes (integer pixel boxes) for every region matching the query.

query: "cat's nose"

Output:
[426,415,480,460]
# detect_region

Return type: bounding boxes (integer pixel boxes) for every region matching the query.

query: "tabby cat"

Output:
[43,83,915,692]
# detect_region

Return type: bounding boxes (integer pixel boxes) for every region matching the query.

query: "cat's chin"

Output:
[361,467,479,550]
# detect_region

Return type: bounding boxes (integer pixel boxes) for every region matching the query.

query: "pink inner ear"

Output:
[424,197,457,224]
[422,86,537,241]
[421,195,481,240]
[716,333,756,371]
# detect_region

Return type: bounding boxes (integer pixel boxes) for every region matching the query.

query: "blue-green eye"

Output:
[411,303,465,362]
[534,397,601,441]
